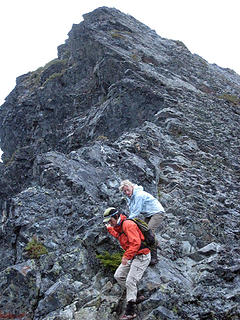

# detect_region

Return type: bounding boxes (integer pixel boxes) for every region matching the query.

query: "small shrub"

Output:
[131,53,140,62]
[27,67,43,87]
[96,251,123,271]
[43,71,65,86]
[24,236,48,259]
[29,59,67,87]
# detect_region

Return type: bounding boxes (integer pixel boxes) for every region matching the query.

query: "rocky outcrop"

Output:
[0,7,239,320]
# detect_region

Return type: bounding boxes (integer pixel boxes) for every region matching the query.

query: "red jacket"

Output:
[107,214,150,260]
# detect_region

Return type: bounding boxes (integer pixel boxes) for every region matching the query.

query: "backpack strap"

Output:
[119,219,148,250]
[116,219,125,239]
[118,219,126,237]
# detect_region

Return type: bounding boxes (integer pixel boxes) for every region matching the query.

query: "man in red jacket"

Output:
[103,207,151,320]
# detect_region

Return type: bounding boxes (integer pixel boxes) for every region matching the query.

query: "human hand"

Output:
[121,256,128,265]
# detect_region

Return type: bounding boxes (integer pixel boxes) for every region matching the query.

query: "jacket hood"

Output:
[133,185,143,194]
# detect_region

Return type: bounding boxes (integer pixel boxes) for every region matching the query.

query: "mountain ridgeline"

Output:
[0,7,239,320]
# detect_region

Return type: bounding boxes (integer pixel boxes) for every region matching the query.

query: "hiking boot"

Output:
[149,257,158,265]
[136,295,145,304]
[119,288,126,301]
[149,246,158,266]
[114,289,126,315]
[120,300,137,319]
[135,290,146,304]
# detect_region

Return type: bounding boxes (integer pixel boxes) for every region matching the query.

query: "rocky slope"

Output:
[0,6,239,320]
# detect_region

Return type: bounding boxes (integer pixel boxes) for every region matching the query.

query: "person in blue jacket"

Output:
[119,179,165,265]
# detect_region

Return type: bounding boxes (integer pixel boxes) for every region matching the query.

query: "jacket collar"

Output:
[114,214,127,232]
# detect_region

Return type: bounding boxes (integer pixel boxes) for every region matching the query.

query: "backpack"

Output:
[122,218,156,248]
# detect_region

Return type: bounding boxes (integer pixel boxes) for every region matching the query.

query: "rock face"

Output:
[0,7,239,320]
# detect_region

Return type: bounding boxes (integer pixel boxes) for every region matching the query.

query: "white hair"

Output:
[119,179,134,191]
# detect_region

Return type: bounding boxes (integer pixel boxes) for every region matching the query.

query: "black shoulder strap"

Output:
[118,219,126,237]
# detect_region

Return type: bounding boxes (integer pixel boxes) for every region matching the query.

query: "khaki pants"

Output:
[145,212,164,234]
[145,213,164,261]
[114,253,151,302]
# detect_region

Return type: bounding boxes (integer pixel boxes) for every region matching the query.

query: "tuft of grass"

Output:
[157,187,162,199]
[96,135,108,141]
[43,58,67,69]
[110,30,125,39]
[5,150,17,167]
[131,53,140,62]
[24,236,48,259]
[43,72,64,86]
[218,93,239,105]
[29,59,67,86]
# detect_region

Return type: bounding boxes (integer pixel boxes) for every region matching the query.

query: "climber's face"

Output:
[108,217,118,227]
[122,185,134,198]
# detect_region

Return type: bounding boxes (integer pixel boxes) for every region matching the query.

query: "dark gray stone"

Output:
[0,6,239,320]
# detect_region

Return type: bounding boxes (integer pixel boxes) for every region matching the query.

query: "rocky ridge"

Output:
[0,7,239,320]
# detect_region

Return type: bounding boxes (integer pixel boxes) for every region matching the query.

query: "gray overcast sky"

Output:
[0,0,239,106]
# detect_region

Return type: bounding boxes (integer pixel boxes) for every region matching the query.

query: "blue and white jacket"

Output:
[127,185,165,218]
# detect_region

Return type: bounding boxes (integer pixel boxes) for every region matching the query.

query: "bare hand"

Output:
[121,257,128,265]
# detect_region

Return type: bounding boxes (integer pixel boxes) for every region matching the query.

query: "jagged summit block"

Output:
[0,6,239,320]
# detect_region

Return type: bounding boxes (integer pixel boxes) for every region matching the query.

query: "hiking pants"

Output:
[144,212,164,234]
[114,252,151,302]
[145,212,164,261]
